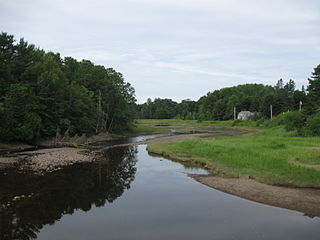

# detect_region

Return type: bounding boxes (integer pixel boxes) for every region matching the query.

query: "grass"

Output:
[134,119,263,133]
[147,126,320,188]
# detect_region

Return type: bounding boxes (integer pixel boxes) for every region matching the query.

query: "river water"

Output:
[0,136,319,239]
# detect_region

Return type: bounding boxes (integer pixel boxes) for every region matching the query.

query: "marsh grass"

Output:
[148,127,320,187]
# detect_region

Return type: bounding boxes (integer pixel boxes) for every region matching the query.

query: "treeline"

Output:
[137,98,197,120]
[136,64,320,125]
[136,80,307,120]
[0,33,136,141]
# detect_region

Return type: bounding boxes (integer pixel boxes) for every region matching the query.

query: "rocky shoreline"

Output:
[19,148,98,174]
[0,132,121,173]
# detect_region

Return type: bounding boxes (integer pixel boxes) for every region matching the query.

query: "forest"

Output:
[0,33,136,141]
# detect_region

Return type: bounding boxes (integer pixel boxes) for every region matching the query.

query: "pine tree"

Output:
[307,64,320,113]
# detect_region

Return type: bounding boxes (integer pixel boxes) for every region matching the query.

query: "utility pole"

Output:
[270,104,273,120]
[233,106,236,120]
[299,101,302,111]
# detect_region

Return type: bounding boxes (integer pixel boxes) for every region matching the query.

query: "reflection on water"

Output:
[0,146,137,240]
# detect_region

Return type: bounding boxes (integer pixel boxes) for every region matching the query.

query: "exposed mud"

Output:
[192,175,320,217]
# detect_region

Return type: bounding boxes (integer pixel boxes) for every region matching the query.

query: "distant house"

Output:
[237,111,255,120]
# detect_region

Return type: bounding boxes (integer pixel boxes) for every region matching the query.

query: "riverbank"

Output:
[145,123,320,217]
[0,132,122,172]
[147,126,320,187]
[0,147,99,174]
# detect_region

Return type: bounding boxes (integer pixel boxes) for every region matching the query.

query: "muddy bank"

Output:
[193,175,320,217]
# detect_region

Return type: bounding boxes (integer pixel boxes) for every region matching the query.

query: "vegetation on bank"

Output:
[0,33,136,141]
[147,124,320,188]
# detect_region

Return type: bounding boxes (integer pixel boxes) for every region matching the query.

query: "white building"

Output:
[237,111,255,120]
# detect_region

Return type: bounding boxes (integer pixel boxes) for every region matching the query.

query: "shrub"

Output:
[283,111,307,135]
[305,113,320,136]
[264,114,286,127]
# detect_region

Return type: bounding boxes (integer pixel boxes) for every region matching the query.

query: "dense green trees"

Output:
[0,33,136,141]
[137,98,178,119]
[136,98,197,120]
[136,79,308,123]
[197,84,274,120]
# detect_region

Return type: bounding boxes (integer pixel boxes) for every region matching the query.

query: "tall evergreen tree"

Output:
[307,64,320,113]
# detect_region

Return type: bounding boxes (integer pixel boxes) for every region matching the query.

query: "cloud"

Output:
[1,0,319,103]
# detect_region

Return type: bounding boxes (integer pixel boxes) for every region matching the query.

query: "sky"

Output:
[1,0,319,103]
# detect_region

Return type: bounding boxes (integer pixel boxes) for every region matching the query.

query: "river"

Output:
[0,135,319,239]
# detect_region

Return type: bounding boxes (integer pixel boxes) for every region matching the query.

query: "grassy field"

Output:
[145,121,320,188]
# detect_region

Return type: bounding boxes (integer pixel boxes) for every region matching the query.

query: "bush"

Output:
[305,113,320,136]
[263,114,286,127]
[283,111,307,135]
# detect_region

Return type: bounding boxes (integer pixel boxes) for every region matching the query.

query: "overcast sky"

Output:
[1,0,319,103]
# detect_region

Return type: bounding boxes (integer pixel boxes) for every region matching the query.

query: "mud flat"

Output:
[192,174,320,217]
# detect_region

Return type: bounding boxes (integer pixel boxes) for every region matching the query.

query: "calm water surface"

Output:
[0,136,319,240]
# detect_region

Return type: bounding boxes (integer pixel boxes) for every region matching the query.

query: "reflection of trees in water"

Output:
[0,146,137,240]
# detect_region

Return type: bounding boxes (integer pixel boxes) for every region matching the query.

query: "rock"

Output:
[13,196,20,201]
